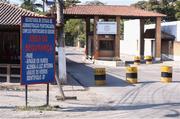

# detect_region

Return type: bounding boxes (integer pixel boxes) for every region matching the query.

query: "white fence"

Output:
[0,64,20,82]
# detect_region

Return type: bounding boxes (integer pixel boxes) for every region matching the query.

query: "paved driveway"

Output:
[66,47,180,119]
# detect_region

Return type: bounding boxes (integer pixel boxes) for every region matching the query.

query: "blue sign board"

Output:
[46,0,55,5]
[21,16,55,85]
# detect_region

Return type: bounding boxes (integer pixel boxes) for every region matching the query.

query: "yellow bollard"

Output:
[126,66,138,84]
[161,66,172,83]
[144,56,153,64]
[134,56,140,65]
[94,68,106,86]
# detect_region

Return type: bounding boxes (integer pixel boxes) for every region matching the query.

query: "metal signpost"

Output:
[21,16,55,107]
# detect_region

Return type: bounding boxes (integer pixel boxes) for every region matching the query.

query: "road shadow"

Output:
[66,58,132,88]
[138,81,180,84]
[138,81,159,84]
[0,106,16,110]
[164,109,180,118]
[61,102,180,113]
[66,53,84,55]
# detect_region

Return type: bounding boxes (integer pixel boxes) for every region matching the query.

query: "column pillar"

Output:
[139,19,145,59]
[93,16,99,59]
[115,16,120,59]
[85,17,90,58]
[155,17,161,60]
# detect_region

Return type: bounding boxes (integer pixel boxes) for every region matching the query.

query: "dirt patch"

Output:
[0,83,55,91]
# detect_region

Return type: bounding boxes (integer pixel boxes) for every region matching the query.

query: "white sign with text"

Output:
[97,22,117,34]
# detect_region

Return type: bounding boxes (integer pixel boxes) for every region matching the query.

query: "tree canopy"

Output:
[64,0,80,7]
[0,0,9,3]
[132,0,180,21]
[63,0,85,46]
[85,0,105,5]
[20,0,43,13]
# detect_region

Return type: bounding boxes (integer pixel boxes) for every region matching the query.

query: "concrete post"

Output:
[139,19,145,59]
[56,0,67,83]
[155,17,162,60]
[7,64,10,83]
[93,16,99,59]
[115,16,120,59]
[86,17,90,58]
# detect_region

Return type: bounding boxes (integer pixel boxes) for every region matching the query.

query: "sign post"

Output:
[46,83,49,106]
[25,85,28,107]
[21,16,55,107]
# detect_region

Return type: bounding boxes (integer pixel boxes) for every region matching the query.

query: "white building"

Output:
[121,20,180,61]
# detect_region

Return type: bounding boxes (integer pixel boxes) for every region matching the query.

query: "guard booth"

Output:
[84,19,121,61]
[88,32,115,59]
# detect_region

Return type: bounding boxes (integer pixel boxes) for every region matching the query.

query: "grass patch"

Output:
[16,105,61,111]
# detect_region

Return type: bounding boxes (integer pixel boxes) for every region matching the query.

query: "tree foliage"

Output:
[64,0,80,7]
[64,19,85,46]
[64,0,86,46]
[132,0,180,21]
[85,0,105,5]
[0,0,9,3]
[20,0,43,13]
[175,1,180,20]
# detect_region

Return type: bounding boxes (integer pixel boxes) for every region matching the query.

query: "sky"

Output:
[10,0,147,6]
[80,0,146,5]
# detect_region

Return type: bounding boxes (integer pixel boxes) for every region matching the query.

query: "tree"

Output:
[132,1,147,10]
[20,0,43,13]
[175,1,180,20]
[64,0,80,7]
[64,19,85,46]
[85,0,105,5]
[0,0,9,3]
[63,0,85,47]
[132,0,179,21]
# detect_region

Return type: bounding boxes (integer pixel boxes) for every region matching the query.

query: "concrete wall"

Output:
[121,19,152,57]
[177,21,180,41]
[120,19,140,56]
[174,41,180,61]
[144,39,153,56]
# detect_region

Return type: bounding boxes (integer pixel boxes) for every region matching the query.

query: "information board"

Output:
[21,16,55,85]
[97,22,117,34]
[46,0,55,5]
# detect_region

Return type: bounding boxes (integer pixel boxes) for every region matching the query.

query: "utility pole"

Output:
[55,0,77,101]
[55,0,66,100]
[56,0,67,84]
[42,0,45,12]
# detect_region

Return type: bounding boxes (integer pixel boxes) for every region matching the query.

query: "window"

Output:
[99,40,114,50]
[0,31,20,64]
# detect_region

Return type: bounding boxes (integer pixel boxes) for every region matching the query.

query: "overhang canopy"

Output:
[64,5,166,18]
[144,29,175,40]
[0,2,44,26]
[0,2,166,26]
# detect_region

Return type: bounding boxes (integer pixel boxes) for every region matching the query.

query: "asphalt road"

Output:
[66,47,180,119]
[0,47,180,119]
